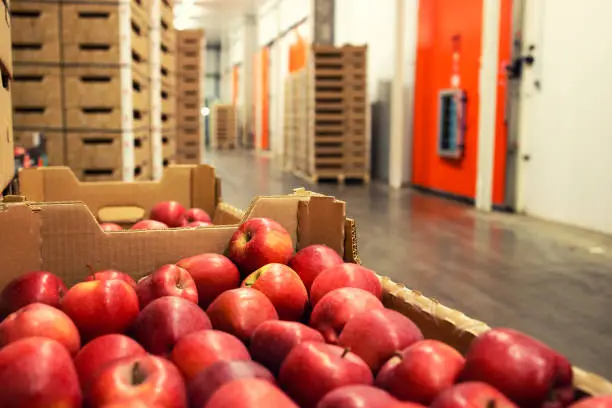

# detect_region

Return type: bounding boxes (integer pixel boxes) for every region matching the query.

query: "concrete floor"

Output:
[206,149,612,379]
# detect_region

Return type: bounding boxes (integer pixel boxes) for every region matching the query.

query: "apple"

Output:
[310,263,382,306]
[99,400,164,408]
[288,244,344,292]
[188,360,275,408]
[0,337,82,407]
[204,378,297,408]
[171,329,251,381]
[242,263,308,321]
[87,354,187,408]
[62,279,139,341]
[279,341,373,408]
[133,296,212,355]
[0,302,81,355]
[74,334,147,393]
[185,208,211,223]
[569,397,612,408]
[100,222,123,231]
[309,287,384,343]
[186,221,212,227]
[338,308,423,372]
[375,339,465,404]
[0,270,67,316]
[317,385,401,408]
[130,220,168,230]
[460,328,574,407]
[206,288,278,343]
[150,201,187,228]
[177,253,240,308]
[249,320,324,374]
[86,269,137,288]
[136,264,198,308]
[430,382,518,408]
[227,218,294,276]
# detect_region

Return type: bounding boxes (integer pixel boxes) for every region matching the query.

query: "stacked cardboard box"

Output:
[175,29,204,164]
[211,104,237,149]
[10,0,151,181]
[1,0,14,191]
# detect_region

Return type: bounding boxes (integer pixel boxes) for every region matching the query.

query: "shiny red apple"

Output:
[130,220,168,230]
[289,244,344,292]
[185,208,211,223]
[460,328,574,407]
[0,302,81,355]
[249,320,324,374]
[338,308,423,372]
[74,334,147,393]
[0,337,82,407]
[0,270,67,317]
[132,296,212,355]
[86,269,137,288]
[136,264,198,308]
[188,360,275,408]
[87,354,187,408]
[309,287,384,343]
[100,222,123,231]
[206,288,278,343]
[430,382,518,408]
[569,397,612,408]
[310,263,382,306]
[242,263,308,321]
[170,329,251,381]
[204,378,297,408]
[62,279,139,341]
[177,253,240,308]
[227,218,294,276]
[376,340,465,404]
[150,201,187,227]
[317,385,402,408]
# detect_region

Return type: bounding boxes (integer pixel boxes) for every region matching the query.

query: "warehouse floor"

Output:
[206,149,612,378]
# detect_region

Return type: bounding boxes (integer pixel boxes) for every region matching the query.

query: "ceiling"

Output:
[174,0,263,44]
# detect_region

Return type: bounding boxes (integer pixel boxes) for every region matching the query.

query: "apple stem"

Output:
[86,264,96,279]
[486,400,496,408]
[341,348,351,358]
[392,351,404,360]
[131,362,147,386]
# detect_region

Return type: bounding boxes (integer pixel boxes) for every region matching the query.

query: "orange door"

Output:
[232,65,239,106]
[412,0,512,204]
[261,47,270,150]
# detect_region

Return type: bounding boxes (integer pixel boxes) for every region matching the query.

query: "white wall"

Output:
[516,0,612,234]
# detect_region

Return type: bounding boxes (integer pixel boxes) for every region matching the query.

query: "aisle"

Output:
[206,149,612,378]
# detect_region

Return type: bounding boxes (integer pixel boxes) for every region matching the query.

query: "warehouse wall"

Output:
[516,0,612,234]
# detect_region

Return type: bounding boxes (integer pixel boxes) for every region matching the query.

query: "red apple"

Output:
[136,264,198,308]
[186,221,212,227]
[74,334,147,393]
[0,302,81,355]
[100,400,164,408]
[86,269,137,288]
[227,218,294,276]
[338,308,423,372]
[309,287,384,343]
[130,220,168,230]
[0,270,67,316]
[185,208,211,223]
[204,378,297,408]
[188,360,275,408]
[150,201,187,228]
[171,329,251,381]
[62,279,139,341]
[569,397,612,408]
[460,328,574,407]
[0,337,82,407]
[310,263,382,306]
[375,340,465,404]
[206,288,278,343]
[279,341,373,408]
[88,354,187,408]
[177,253,240,308]
[430,382,518,408]
[317,385,401,408]
[289,244,344,292]
[241,263,308,321]
[133,296,212,355]
[100,222,123,231]
[249,320,324,374]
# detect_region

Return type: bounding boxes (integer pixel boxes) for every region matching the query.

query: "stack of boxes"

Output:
[1,0,14,189]
[10,0,151,181]
[211,104,237,149]
[175,29,204,164]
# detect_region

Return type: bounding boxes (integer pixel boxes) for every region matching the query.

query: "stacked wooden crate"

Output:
[10,0,151,181]
[211,104,237,149]
[175,29,204,164]
[159,0,177,168]
[1,0,14,189]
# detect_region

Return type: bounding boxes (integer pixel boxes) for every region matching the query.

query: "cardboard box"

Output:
[0,63,13,192]
[10,0,60,64]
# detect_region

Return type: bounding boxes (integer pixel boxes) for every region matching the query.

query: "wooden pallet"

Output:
[293,170,370,185]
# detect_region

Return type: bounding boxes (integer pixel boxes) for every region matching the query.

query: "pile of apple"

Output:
[100,201,213,231]
[0,217,608,408]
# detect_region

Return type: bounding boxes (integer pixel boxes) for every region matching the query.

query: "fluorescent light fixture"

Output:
[201,107,210,116]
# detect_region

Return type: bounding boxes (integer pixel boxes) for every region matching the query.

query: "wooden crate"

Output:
[211,104,236,149]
